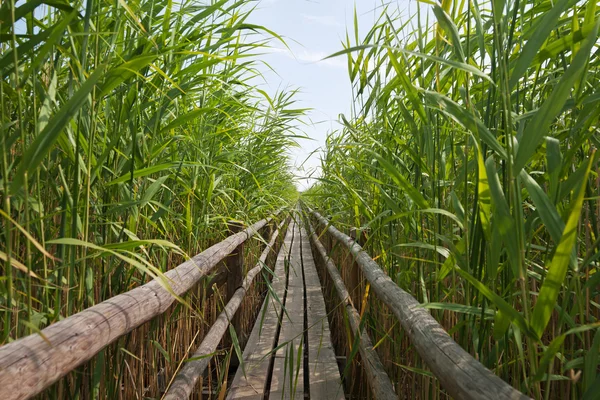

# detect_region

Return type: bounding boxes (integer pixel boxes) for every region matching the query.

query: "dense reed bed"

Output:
[0,0,300,397]
[305,1,600,398]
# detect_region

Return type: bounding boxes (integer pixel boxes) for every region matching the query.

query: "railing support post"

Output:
[349,228,368,311]
[226,220,244,367]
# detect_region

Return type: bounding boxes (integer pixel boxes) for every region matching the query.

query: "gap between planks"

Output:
[227,219,344,400]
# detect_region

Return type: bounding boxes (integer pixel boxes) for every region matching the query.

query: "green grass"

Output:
[3,0,600,398]
[0,0,301,397]
[304,1,600,398]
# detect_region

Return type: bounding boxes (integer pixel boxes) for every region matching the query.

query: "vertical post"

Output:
[226,220,244,367]
[349,228,362,310]
[268,221,276,264]
[263,219,274,245]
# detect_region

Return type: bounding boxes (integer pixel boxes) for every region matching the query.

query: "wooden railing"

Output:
[309,209,530,400]
[0,207,533,400]
[163,218,287,398]
[305,219,397,400]
[0,213,283,400]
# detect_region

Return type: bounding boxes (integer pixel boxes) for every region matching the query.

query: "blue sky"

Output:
[247,0,417,190]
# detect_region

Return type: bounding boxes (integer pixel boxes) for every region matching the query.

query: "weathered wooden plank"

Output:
[311,210,530,400]
[270,225,304,400]
[306,361,345,399]
[304,289,336,362]
[268,222,304,399]
[286,236,304,289]
[300,227,345,400]
[240,226,292,362]
[275,226,304,356]
[227,222,295,399]
[163,219,286,399]
[225,304,279,400]
[0,215,275,400]
[307,219,397,400]
[273,286,304,358]
[269,345,304,400]
[226,359,272,400]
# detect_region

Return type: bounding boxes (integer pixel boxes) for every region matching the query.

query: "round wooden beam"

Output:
[310,209,530,400]
[0,216,274,400]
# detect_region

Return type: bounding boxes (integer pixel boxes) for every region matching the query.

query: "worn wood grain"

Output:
[227,222,295,399]
[269,223,304,400]
[311,210,530,400]
[0,216,275,400]
[269,344,304,400]
[307,220,397,400]
[163,219,286,399]
[300,227,345,400]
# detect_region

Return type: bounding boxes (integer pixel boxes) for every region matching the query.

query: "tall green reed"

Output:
[1,0,301,397]
[305,1,600,397]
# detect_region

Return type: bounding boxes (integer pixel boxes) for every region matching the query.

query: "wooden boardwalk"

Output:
[0,208,529,400]
[228,219,344,400]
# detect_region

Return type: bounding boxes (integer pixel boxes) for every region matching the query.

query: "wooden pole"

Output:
[310,209,530,400]
[308,221,397,400]
[0,217,273,400]
[226,220,244,366]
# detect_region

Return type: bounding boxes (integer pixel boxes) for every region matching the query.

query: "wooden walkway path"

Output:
[228,219,344,399]
[0,208,529,400]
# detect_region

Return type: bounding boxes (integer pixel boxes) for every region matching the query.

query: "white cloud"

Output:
[265,46,347,69]
[299,50,347,68]
[301,14,344,28]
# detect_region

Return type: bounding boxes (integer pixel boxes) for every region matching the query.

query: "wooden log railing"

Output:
[225,220,246,363]
[163,218,287,399]
[0,213,281,400]
[309,209,530,400]
[305,219,397,400]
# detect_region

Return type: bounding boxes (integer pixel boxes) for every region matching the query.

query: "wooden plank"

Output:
[269,345,304,400]
[311,210,531,400]
[227,221,295,400]
[243,222,294,360]
[0,216,275,400]
[307,220,397,400]
[305,361,345,399]
[304,289,335,360]
[226,359,271,400]
[286,231,304,289]
[269,224,304,400]
[163,219,286,399]
[240,225,291,362]
[300,227,344,400]
[273,286,303,358]
[274,226,304,358]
